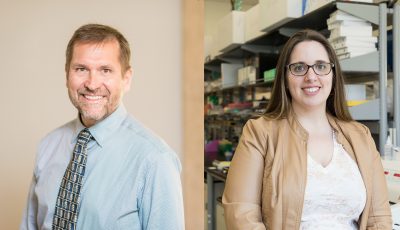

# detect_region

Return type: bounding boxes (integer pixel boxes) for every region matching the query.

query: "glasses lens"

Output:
[289,63,307,76]
[313,63,332,75]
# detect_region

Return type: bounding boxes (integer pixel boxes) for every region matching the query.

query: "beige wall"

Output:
[0,1,184,228]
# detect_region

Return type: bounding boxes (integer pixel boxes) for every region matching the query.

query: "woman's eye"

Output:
[294,65,305,72]
[316,64,327,71]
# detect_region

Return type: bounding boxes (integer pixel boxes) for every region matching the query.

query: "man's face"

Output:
[67,40,132,127]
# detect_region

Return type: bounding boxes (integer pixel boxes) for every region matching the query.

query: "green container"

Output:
[264,68,276,82]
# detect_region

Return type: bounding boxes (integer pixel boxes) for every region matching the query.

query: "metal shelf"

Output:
[349,99,380,121]
[340,51,379,72]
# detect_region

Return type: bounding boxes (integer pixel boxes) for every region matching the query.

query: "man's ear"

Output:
[123,68,133,93]
[66,72,69,88]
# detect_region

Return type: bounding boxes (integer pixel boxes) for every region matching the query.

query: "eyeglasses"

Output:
[287,62,334,76]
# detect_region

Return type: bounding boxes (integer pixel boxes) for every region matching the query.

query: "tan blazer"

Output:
[223,113,392,229]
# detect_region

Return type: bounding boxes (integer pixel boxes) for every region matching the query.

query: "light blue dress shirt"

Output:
[20,105,184,230]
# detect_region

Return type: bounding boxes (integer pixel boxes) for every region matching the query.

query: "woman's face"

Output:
[286,40,333,113]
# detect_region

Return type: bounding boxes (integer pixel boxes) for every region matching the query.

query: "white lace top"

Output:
[300,132,367,230]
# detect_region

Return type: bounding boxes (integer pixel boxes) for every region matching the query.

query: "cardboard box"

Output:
[303,0,333,15]
[216,11,245,52]
[259,0,302,32]
[345,84,366,101]
[221,63,243,88]
[245,4,264,42]
[238,66,257,85]
[303,0,373,15]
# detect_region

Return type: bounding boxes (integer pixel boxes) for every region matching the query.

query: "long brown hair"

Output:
[264,29,352,121]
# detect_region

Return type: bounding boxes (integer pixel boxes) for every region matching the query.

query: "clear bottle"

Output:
[384,136,393,160]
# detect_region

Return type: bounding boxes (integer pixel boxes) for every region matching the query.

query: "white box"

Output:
[238,66,256,85]
[330,25,373,39]
[304,0,373,15]
[245,4,263,42]
[221,63,243,88]
[345,84,366,101]
[330,36,377,49]
[327,20,371,30]
[216,11,245,52]
[259,0,302,32]
[336,46,376,56]
[304,0,334,15]
[328,10,366,24]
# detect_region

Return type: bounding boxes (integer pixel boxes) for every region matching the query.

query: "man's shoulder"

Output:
[120,115,177,158]
[120,115,181,171]
[40,119,76,144]
[34,119,77,173]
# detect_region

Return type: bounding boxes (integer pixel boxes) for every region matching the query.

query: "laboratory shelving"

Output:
[204,2,399,229]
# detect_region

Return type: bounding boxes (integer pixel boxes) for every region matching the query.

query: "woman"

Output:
[222,29,392,229]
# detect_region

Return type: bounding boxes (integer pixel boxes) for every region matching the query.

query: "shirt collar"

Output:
[72,104,128,147]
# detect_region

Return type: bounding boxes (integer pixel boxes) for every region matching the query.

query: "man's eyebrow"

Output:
[71,63,87,68]
[99,65,113,69]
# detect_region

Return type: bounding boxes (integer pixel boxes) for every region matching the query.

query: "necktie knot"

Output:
[77,128,92,144]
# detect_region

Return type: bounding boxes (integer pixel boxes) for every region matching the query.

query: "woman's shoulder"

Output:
[334,119,370,134]
[246,115,286,128]
[243,115,287,137]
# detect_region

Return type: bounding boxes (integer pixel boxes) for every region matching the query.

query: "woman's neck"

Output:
[292,104,331,134]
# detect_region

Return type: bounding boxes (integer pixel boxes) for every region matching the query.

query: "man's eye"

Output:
[102,69,112,74]
[76,68,86,72]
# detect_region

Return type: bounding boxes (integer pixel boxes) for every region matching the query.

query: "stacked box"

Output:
[327,10,377,60]
[259,0,302,31]
[244,4,263,42]
[221,63,244,88]
[215,11,245,52]
[238,66,257,85]
[303,0,373,15]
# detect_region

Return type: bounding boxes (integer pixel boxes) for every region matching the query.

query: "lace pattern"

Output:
[300,132,367,230]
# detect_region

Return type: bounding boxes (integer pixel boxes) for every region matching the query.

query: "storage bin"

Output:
[259,0,302,32]
[245,4,263,42]
[216,11,245,52]
[221,63,244,88]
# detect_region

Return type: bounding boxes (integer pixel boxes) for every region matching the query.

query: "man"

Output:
[20,24,184,230]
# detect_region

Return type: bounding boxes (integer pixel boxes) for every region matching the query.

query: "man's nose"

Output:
[84,71,101,90]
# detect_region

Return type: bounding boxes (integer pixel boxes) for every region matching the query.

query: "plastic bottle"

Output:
[384,136,393,160]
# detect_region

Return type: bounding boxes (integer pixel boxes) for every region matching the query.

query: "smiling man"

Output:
[20,24,184,230]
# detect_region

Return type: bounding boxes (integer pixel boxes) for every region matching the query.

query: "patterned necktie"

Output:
[52,128,92,230]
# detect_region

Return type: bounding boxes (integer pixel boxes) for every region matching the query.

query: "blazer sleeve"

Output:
[222,119,267,230]
[364,127,393,229]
